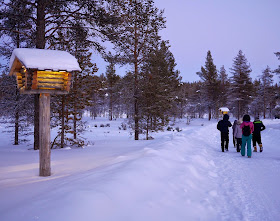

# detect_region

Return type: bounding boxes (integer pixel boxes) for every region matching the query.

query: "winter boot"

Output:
[253,146,257,152]
[260,144,263,152]
[237,146,240,152]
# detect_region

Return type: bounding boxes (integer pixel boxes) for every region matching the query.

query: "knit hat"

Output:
[243,114,250,122]
[223,114,229,120]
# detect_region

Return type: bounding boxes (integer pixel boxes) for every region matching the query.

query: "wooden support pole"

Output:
[39,93,51,176]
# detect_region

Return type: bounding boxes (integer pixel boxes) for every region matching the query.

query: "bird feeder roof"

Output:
[219,107,229,112]
[9,48,81,75]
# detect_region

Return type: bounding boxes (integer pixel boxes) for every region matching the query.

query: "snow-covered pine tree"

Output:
[197,51,219,120]
[229,50,253,119]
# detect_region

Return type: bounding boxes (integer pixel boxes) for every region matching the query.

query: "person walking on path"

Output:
[217,114,232,152]
[232,120,238,147]
[253,117,266,152]
[234,119,243,152]
[240,114,254,158]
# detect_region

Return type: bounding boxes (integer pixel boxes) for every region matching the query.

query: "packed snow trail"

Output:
[0,118,280,221]
[191,120,280,220]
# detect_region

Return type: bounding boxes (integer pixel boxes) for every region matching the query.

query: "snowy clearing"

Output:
[0,117,280,221]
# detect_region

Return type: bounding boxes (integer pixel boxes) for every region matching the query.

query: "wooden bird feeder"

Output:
[9,48,81,176]
[9,48,80,95]
[219,107,229,115]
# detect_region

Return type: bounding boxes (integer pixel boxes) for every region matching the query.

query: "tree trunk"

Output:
[238,100,240,119]
[109,91,113,121]
[34,94,40,150]
[60,95,65,148]
[34,0,46,150]
[134,25,139,140]
[73,74,77,140]
[146,118,149,140]
[14,89,19,145]
[14,110,19,145]
[263,98,266,119]
[39,93,51,176]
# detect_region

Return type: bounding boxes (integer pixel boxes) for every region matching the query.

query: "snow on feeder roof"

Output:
[9,48,81,73]
[8,48,81,94]
[219,107,229,112]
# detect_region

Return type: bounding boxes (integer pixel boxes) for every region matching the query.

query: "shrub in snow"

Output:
[167,126,173,131]
[121,123,127,130]
[106,123,110,127]
[175,127,182,132]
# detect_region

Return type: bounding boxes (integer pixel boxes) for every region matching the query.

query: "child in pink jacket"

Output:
[240,114,254,158]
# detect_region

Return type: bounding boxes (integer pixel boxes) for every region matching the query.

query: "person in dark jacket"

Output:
[252,117,265,152]
[217,114,232,152]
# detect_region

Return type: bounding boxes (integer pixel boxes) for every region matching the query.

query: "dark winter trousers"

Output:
[236,138,242,152]
[253,133,262,147]
[221,132,229,152]
[241,134,252,157]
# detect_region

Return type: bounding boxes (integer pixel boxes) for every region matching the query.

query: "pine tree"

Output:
[197,51,219,120]
[175,82,189,119]
[1,0,119,148]
[250,79,262,118]
[139,40,180,139]
[187,81,205,118]
[119,72,135,119]
[260,66,274,118]
[87,75,107,119]
[229,50,253,118]
[106,0,166,140]
[49,22,98,148]
[217,66,230,109]
[105,63,120,120]
[0,74,33,144]
[275,52,280,83]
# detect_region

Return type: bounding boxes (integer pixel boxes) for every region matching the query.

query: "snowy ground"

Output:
[0,117,280,221]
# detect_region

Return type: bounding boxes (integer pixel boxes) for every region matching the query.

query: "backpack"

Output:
[242,125,251,136]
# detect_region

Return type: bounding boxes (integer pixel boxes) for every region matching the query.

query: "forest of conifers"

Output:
[0,0,279,147]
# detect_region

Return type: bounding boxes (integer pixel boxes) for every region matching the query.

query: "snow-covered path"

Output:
[193,121,280,220]
[0,118,280,221]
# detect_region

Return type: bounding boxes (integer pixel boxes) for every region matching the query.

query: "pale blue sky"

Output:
[92,0,280,82]
[1,1,280,83]
[152,0,280,82]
